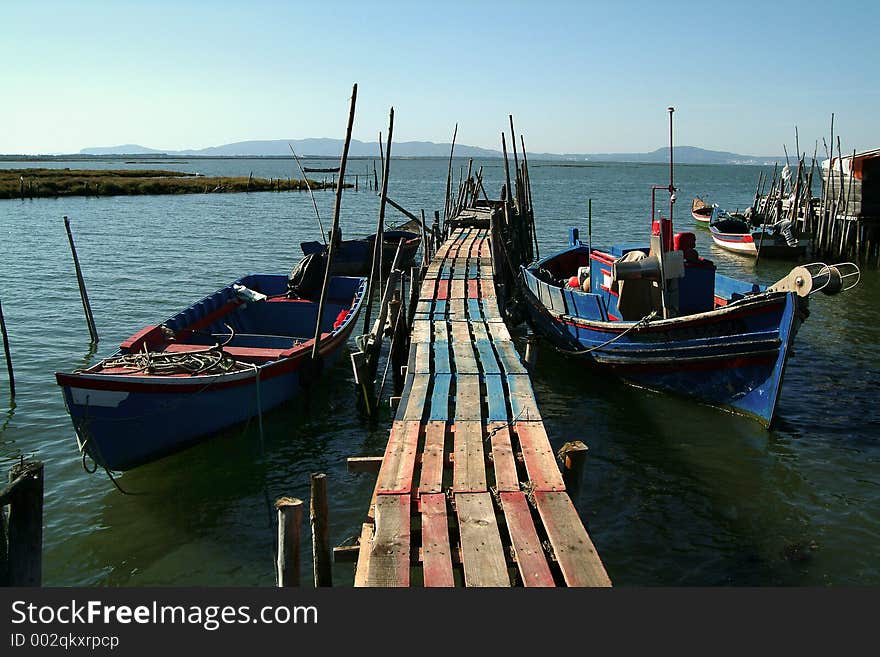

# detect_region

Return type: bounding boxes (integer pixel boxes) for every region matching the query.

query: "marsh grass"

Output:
[1,168,341,199]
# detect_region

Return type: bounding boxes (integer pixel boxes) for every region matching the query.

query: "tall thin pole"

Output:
[509,115,521,209]
[288,143,327,244]
[312,83,357,361]
[0,299,14,399]
[377,132,385,193]
[444,123,458,220]
[363,107,394,332]
[63,216,99,344]
[588,199,593,255]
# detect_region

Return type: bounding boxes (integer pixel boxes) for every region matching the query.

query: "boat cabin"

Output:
[526,227,763,324]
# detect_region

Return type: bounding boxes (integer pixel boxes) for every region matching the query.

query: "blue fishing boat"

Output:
[519,109,858,427]
[300,220,421,277]
[55,273,366,470]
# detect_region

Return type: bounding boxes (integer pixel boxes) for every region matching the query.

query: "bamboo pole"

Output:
[63,216,99,344]
[0,299,13,399]
[311,83,357,361]
[363,107,395,333]
[521,134,539,260]
[444,124,458,221]
[288,143,327,245]
[275,497,302,587]
[310,473,332,587]
[509,115,521,211]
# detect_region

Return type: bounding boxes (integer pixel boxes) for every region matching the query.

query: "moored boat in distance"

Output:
[519,108,858,427]
[691,196,715,223]
[56,273,367,470]
[709,207,808,258]
[300,219,421,277]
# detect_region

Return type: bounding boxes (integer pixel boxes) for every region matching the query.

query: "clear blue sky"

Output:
[2,0,877,156]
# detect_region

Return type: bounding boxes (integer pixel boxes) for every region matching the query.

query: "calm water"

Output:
[1,157,877,586]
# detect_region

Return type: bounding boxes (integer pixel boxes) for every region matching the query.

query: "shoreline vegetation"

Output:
[1,168,345,199]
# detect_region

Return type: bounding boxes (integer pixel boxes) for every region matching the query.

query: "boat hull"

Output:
[709,228,757,254]
[521,251,804,427]
[56,274,366,470]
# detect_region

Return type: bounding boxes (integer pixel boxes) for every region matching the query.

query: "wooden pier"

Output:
[351,221,610,587]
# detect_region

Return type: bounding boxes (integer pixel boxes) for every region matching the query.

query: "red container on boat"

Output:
[651,218,673,251]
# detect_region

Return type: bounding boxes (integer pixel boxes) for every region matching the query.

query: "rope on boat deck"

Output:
[552,310,658,356]
[99,324,239,376]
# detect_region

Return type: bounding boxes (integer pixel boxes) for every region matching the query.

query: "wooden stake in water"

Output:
[312,83,357,361]
[275,497,303,587]
[63,216,99,344]
[0,299,14,399]
[310,473,332,587]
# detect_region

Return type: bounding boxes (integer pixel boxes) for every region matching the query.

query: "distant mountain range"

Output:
[79,140,781,165]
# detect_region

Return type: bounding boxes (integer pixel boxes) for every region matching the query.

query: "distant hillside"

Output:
[79,140,779,164]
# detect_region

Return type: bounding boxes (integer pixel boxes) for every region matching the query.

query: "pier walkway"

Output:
[353,224,610,586]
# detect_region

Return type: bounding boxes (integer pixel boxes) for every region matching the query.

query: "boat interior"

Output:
[113,274,363,366]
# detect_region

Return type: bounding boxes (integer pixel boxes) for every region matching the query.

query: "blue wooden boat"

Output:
[55,273,367,470]
[300,222,421,277]
[520,182,858,428]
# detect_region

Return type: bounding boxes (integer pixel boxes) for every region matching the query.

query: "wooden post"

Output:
[557,442,588,503]
[312,83,357,362]
[4,460,43,586]
[0,298,14,399]
[524,333,538,369]
[310,473,332,587]
[63,216,99,344]
[275,497,303,587]
[420,209,430,265]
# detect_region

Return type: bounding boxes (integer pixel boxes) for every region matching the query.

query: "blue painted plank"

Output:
[467,299,483,320]
[429,373,453,421]
[474,339,501,375]
[484,374,509,422]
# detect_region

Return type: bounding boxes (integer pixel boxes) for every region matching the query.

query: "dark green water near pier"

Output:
[1,157,878,585]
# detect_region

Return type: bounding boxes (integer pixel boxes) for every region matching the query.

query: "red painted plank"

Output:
[467,279,480,299]
[418,421,446,494]
[436,279,449,300]
[376,421,420,494]
[513,422,566,491]
[500,492,556,587]
[534,491,611,587]
[421,493,454,587]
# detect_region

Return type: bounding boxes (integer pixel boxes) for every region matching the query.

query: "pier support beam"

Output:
[557,441,588,503]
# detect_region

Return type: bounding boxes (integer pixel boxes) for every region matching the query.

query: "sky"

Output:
[2,0,877,156]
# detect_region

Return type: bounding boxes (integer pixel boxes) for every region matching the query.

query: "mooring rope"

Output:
[552,310,658,356]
